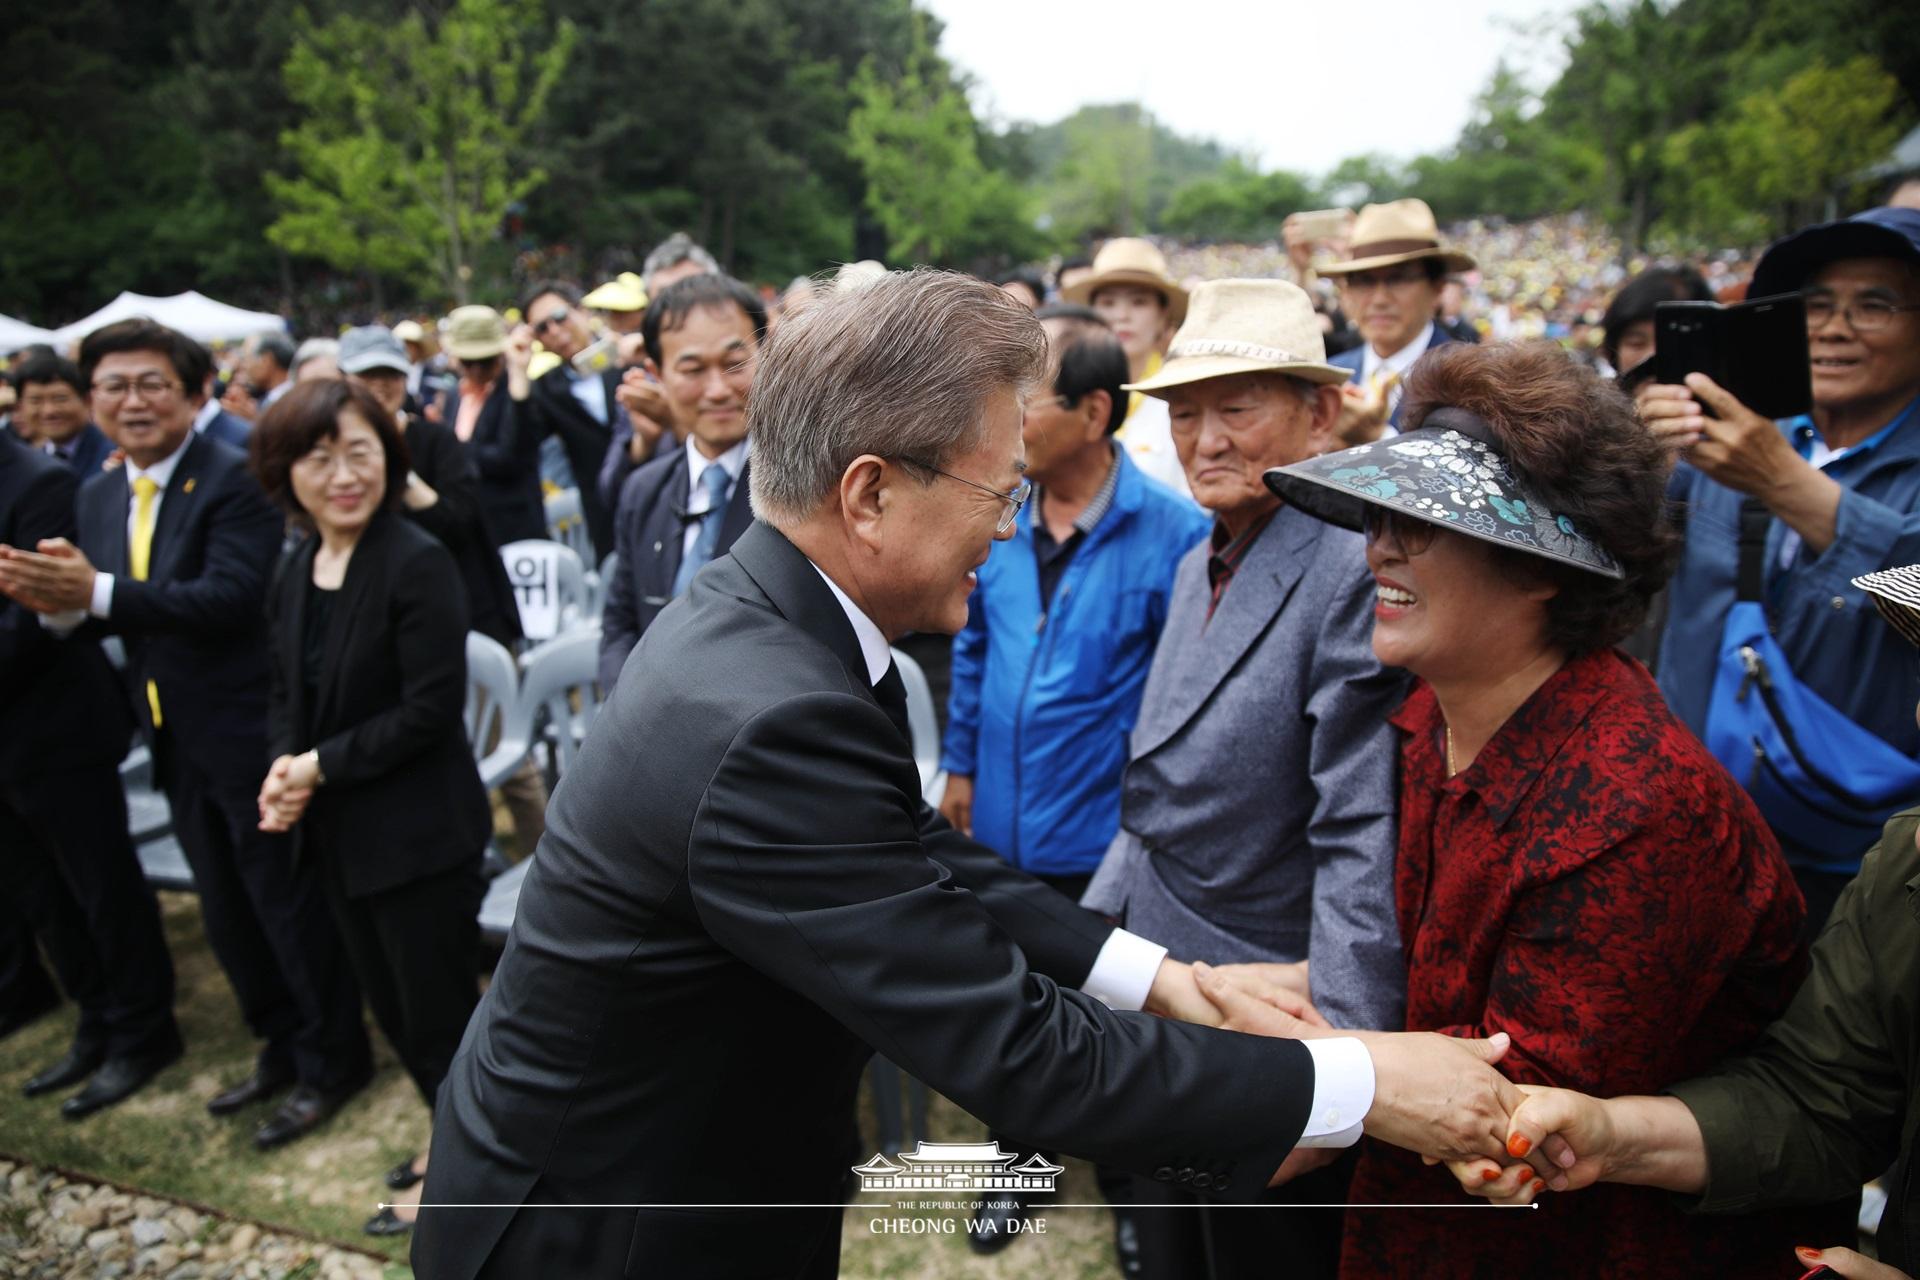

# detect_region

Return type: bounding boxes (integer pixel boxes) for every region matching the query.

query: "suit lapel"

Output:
[641,461,691,602]
[1132,507,1323,758]
[147,434,206,585]
[717,459,754,549]
[728,521,869,690]
[96,468,132,577]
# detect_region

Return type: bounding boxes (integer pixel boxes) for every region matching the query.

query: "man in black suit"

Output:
[13,353,113,477]
[597,274,764,692]
[515,282,620,558]
[414,271,1525,1280]
[0,318,372,1149]
[0,430,181,1116]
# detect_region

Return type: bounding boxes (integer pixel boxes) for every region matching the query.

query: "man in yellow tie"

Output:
[0,318,372,1140]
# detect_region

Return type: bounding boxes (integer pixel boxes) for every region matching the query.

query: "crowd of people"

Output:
[0,185,1917,1280]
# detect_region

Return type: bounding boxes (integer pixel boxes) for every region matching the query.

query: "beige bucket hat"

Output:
[1060,237,1189,325]
[442,305,508,361]
[1125,279,1347,396]
[1315,199,1476,276]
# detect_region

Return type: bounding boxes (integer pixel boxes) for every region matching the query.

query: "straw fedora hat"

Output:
[1061,237,1189,325]
[1316,199,1475,276]
[443,305,508,361]
[1125,279,1347,396]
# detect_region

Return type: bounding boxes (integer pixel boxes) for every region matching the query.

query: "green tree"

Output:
[1160,159,1318,241]
[267,0,576,304]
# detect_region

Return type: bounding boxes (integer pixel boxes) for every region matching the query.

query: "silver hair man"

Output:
[641,232,721,295]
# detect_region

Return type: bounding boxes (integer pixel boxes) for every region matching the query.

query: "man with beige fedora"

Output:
[1318,198,1476,443]
[1084,278,1408,1279]
[1064,237,1194,498]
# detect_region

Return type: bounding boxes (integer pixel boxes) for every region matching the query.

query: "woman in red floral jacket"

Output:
[1261,341,1855,1276]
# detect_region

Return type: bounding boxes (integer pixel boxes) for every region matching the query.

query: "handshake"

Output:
[1144,958,1550,1187]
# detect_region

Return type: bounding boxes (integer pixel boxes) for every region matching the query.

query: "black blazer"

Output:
[0,432,133,777]
[413,521,1312,1280]
[51,423,114,478]
[527,365,621,559]
[596,449,754,692]
[267,513,490,899]
[402,415,522,646]
[459,381,546,546]
[75,432,280,787]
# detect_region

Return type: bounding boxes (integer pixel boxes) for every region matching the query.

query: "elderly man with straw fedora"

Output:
[1083,279,1408,1279]
[1319,198,1476,444]
[1064,237,1194,498]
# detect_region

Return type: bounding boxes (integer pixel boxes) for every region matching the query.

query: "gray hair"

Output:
[748,269,1047,525]
[642,232,720,291]
[290,337,340,378]
[250,330,296,369]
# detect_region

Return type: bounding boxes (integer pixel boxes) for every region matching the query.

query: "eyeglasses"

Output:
[896,457,1031,534]
[1338,265,1433,294]
[1361,505,1438,557]
[92,375,181,401]
[1804,292,1920,333]
[294,443,383,476]
[532,307,571,336]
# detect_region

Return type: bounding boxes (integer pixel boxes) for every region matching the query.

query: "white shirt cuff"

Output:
[1296,1037,1375,1148]
[90,571,115,618]
[38,608,85,635]
[1080,928,1167,1012]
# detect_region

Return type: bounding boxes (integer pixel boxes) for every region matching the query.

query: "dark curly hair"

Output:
[1402,341,1678,654]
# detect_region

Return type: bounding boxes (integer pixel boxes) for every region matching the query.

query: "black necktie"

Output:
[871,662,912,744]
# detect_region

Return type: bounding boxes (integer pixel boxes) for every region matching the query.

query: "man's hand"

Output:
[1680,373,1811,499]
[1353,1028,1519,1165]
[504,325,535,399]
[0,538,97,614]
[1335,376,1394,446]
[1191,961,1332,1034]
[616,371,670,458]
[220,380,259,422]
[1144,958,1224,1026]
[937,772,974,837]
[1206,960,1311,1003]
[1631,380,1704,457]
[1433,1083,1604,1199]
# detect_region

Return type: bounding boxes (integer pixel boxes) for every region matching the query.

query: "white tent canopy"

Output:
[0,313,58,356]
[50,291,285,348]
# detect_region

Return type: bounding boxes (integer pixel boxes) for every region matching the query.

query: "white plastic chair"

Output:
[519,625,606,779]
[889,646,946,806]
[498,539,591,639]
[466,631,532,792]
[543,487,594,563]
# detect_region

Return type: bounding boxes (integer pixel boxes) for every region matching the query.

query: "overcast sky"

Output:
[919,0,1583,177]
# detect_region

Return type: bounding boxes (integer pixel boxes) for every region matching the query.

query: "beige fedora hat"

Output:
[1126,279,1347,395]
[1061,237,1189,325]
[1316,199,1476,276]
[443,305,508,361]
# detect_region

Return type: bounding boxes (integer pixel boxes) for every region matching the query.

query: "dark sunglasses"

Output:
[1361,505,1438,556]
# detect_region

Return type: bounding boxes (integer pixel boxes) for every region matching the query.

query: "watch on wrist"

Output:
[305,750,326,786]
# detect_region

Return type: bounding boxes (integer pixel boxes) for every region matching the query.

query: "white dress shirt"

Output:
[681,438,748,561]
[567,367,610,426]
[192,398,220,434]
[808,556,1376,1149]
[1359,320,1438,429]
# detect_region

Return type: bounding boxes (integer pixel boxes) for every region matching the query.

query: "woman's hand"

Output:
[1797,1245,1913,1278]
[936,772,973,837]
[402,471,440,511]
[257,754,314,832]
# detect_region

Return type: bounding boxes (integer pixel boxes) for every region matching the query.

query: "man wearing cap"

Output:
[1639,206,1920,931]
[1083,279,1408,1277]
[1063,238,1195,499]
[1318,199,1476,443]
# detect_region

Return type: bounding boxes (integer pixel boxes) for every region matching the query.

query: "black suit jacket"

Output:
[48,423,113,479]
[75,432,280,787]
[460,382,546,546]
[527,366,621,559]
[0,432,132,777]
[267,513,490,899]
[596,449,754,692]
[402,415,522,646]
[413,520,1312,1280]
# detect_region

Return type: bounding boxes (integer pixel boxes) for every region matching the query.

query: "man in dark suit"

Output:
[597,274,764,691]
[515,282,621,558]
[13,353,114,476]
[0,318,372,1149]
[0,430,181,1116]
[414,271,1525,1280]
[1321,198,1475,442]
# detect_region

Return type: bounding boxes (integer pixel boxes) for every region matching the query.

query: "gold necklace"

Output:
[1445,724,1460,777]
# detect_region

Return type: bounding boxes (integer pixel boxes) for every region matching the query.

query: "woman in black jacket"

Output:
[250,379,490,1237]
[439,305,547,547]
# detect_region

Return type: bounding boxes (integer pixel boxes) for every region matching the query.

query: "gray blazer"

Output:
[1084,504,1408,1031]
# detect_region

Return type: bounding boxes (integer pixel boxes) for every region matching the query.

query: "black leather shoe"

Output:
[254,1072,367,1151]
[23,1043,105,1098]
[385,1155,425,1191]
[61,1041,182,1119]
[363,1207,413,1237]
[207,1063,293,1116]
[965,1194,1029,1256]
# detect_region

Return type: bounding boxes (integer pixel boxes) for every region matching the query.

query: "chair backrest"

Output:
[465,631,532,790]
[519,625,607,778]
[498,539,590,640]
[544,486,594,562]
[889,646,943,801]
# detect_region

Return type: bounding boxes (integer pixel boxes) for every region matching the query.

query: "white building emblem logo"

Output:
[853,1141,1063,1193]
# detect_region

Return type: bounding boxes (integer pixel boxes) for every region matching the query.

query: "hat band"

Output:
[1343,238,1443,260]
[1167,338,1316,366]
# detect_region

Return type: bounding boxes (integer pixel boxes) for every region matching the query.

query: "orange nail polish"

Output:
[1796,1247,1821,1259]
[1480,1168,1501,1182]
[1506,1135,1531,1158]
[1531,1180,1546,1195]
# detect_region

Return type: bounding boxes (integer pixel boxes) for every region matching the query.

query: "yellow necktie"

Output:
[131,475,162,728]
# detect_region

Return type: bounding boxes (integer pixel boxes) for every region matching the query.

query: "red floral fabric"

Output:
[1341,647,1854,1277]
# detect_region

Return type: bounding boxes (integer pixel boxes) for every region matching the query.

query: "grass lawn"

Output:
[0,891,1119,1278]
